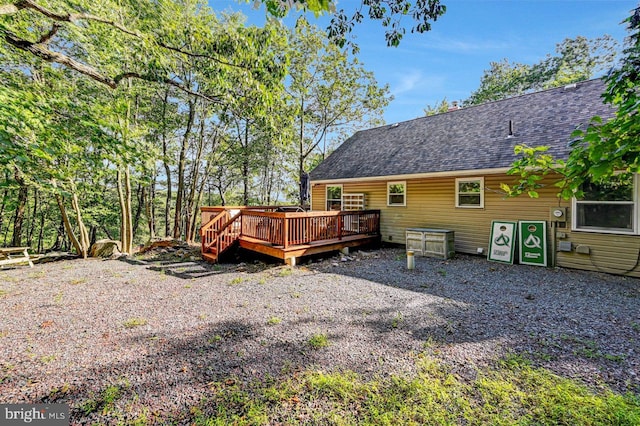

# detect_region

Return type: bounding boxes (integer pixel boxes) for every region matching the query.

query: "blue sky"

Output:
[212,0,636,124]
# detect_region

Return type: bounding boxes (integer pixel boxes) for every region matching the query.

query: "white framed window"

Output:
[455,177,484,208]
[387,181,406,206]
[326,185,342,210]
[572,174,638,234]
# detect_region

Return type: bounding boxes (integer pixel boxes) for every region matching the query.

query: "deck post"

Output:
[283,217,289,249]
[338,214,343,240]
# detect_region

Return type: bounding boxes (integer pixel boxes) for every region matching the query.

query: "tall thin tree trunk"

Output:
[132,183,144,241]
[117,167,134,254]
[70,189,90,258]
[12,170,28,247]
[173,98,196,239]
[0,187,8,244]
[37,206,46,253]
[27,187,38,246]
[160,88,173,237]
[146,168,156,240]
[55,193,83,256]
[185,114,207,243]
[242,121,250,206]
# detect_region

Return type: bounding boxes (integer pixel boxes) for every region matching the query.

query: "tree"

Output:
[503,6,640,200]
[0,0,445,92]
[466,35,618,106]
[286,18,391,204]
[423,97,457,116]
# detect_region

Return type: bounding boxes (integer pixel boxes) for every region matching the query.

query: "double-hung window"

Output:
[326,185,342,210]
[572,174,638,234]
[387,181,406,206]
[455,177,484,208]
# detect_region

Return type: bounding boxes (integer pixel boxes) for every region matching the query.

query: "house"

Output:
[309,79,640,277]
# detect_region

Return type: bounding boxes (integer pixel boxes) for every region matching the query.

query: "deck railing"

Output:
[240,210,380,249]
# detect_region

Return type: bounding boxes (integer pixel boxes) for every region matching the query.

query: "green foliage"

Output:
[466,35,618,106]
[505,7,640,199]
[424,97,456,116]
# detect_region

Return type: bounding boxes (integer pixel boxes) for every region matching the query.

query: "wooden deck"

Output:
[200,207,380,265]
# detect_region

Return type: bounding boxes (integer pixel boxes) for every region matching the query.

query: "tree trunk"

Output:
[184,113,207,243]
[12,170,28,247]
[36,205,46,253]
[146,168,156,240]
[158,88,172,237]
[55,193,83,257]
[132,183,144,241]
[242,120,250,206]
[27,187,38,247]
[173,98,196,239]
[70,189,90,258]
[0,187,8,244]
[117,167,134,254]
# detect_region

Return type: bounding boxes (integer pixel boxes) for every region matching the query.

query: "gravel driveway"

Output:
[1,248,639,424]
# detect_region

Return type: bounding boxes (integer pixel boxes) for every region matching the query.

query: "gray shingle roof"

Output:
[310,79,616,181]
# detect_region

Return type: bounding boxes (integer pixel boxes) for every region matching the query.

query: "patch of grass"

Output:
[69,278,87,285]
[266,317,282,326]
[40,354,56,364]
[208,335,222,345]
[290,292,301,298]
[631,322,640,332]
[0,276,18,283]
[0,331,8,338]
[437,269,447,277]
[0,289,9,298]
[391,312,404,329]
[28,271,45,279]
[278,267,293,277]
[53,292,63,304]
[604,353,626,363]
[229,276,244,285]
[81,383,123,416]
[197,313,207,320]
[189,354,640,425]
[308,333,330,349]
[184,284,192,288]
[123,317,148,329]
[258,277,268,285]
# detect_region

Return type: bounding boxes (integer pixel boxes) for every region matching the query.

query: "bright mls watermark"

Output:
[1,404,69,425]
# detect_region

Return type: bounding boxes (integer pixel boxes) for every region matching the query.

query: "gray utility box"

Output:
[406,228,455,259]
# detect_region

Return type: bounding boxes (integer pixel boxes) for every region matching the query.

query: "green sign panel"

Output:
[518,221,547,267]
[488,221,517,264]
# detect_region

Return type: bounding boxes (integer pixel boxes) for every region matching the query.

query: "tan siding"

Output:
[311,184,325,211]
[312,174,640,277]
[557,232,640,278]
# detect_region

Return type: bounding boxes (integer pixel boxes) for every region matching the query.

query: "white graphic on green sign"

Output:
[518,221,547,267]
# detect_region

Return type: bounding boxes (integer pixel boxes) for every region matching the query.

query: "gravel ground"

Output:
[1,248,639,424]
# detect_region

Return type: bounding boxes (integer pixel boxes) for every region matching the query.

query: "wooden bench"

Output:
[0,247,34,268]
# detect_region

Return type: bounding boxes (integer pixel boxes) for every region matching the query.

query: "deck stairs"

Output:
[200,210,242,263]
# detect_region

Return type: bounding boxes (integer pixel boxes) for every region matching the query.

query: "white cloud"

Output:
[391,70,446,97]
[423,33,516,53]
